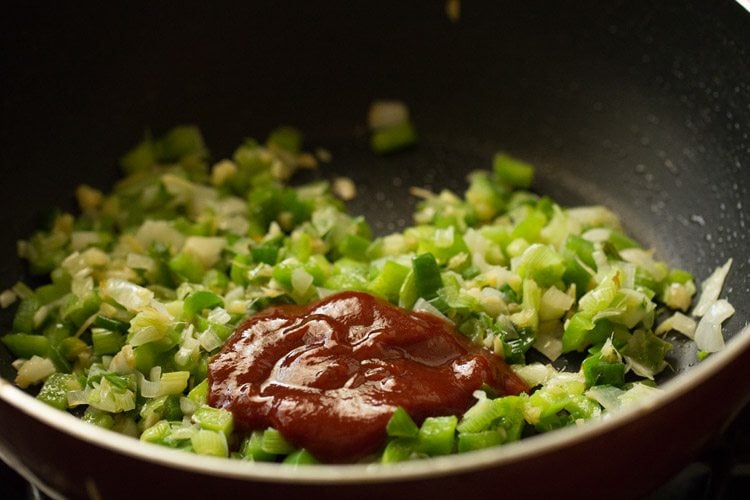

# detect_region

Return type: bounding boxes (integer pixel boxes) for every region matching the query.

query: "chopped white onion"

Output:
[532,329,563,362]
[180,396,198,415]
[592,246,610,274]
[175,336,201,367]
[211,159,238,186]
[135,219,185,251]
[413,298,450,321]
[332,177,357,201]
[207,307,231,325]
[126,253,156,272]
[694,299,735,352]
[618,382,662,408]
[585,385,625,411]
[655,312,697,339]
[70,231,100,251]
[67,388,92,407]
[0,289,17,308]
[291,267,314,296]
[139,370,189,398]
[182,236,226,269]
[619,248,667,282]
[581,227,611,243]
[14,356,56,389]
[566,206,621,230]
[103,278,154,312]
[539,286,575,321]
[71,274,94,297]
[109,345,136,374]
[693,258,733,317]
[198,328,224,352]
[512,363,557,387]
[82,247,109,267]
[128,325,162,347]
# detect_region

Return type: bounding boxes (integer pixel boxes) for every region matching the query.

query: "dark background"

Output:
[1,1,749,497]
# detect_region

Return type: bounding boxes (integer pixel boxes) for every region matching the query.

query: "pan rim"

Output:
[1,323,748,485]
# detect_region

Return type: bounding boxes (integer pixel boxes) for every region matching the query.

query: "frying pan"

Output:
[1,1,749,498]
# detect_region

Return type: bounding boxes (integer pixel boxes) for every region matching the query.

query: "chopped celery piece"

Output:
[191,429,229,457]
[91,328,125,356]
[192,406,234,437]
[458,395,526,442]
[93,314,130,333]
[240,431,277,462]
[187,379,209,405]
[262,428,296,455]
[141,420,171,443]
[513,244,565,287]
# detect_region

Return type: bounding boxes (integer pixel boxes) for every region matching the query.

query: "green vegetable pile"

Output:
[1,125,699,463]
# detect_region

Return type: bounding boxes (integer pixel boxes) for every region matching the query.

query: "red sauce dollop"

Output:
[208,291,528,462]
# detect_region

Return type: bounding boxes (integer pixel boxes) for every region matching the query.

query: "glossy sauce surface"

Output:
[208,291,528,462]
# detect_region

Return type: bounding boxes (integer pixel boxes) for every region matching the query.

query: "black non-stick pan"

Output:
[1,1,749,498]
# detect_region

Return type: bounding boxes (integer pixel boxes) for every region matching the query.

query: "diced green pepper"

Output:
[381,437,417,463]
[12,297,42,333]
[493,153,534,189]
[183,290,224,317]
[386,407,420,438]
[412,253,443,300]
[582,353,625,388]
[417,416,457,456]
[283,449,319,465]
[457,430,506,453]
[368,260,410,303]
[2,333,49,359]
[371,121,417,154]
[36,373,79,410]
